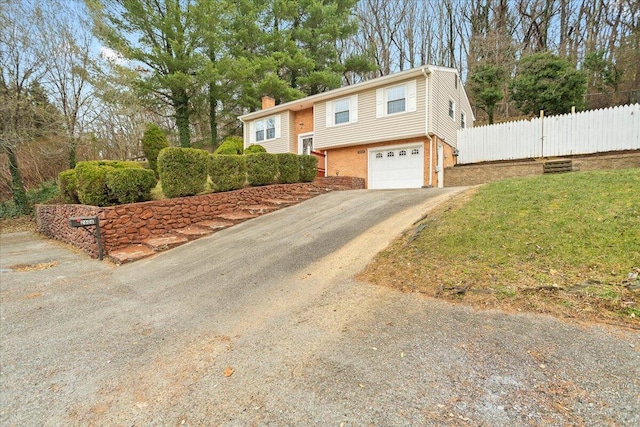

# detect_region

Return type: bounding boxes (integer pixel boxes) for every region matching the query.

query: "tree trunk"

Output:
[6,145,28,212]
[69,138,77,169]
[209,81,218,150]
[174,88,191,148]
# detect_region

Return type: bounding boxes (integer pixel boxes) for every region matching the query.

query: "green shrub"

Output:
[58,169,80,204]
[208,154,247,192]
[299,155,318,182]
[141,123,169,177]
[75,162,108,206]
[157,147,209,198]
[105,168,157,204]
[0,181,59,218]
[75,161,143,206]
[246,153,279,186]
[214,136,244,155]
[244,144,266,154]
[276,153,300,183]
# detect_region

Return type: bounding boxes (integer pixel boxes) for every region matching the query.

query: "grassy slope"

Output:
[361,168,640,327]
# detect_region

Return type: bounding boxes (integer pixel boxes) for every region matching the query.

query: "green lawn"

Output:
[361,168,640,327]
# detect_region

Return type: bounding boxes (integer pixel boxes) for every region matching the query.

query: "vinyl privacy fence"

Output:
[456,104,640,164]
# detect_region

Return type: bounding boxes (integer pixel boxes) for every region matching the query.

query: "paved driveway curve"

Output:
[1,188,638,426]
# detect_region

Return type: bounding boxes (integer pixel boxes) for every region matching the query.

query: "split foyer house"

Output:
[239,65,474,189]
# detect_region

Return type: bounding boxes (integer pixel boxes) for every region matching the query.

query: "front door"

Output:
[298,133,314,155]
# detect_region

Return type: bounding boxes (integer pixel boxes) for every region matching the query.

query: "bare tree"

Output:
[0,0,57,210]
[40,0,98,169]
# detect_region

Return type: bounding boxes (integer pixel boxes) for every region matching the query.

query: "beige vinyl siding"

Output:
[314,78,426,150]
[428,70,473,147]
[246,112,290,153]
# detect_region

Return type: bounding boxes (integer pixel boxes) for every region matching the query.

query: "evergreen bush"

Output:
[246,153,279,186]
[157,147,209,198]
[214,136,244,155]
[75,160,142,206]
[58,169,80,204]
[105,168,157,204]
[299,155,318,182]
[141,123,169,177]
[244,144,266,154]
[208,154,247,192]
[276,153,300,183]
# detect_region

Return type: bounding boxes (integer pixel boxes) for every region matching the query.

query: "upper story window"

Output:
[334,98,350,124]
[251,114,280,144]
[461,111,466,129]
[386,85,406,115]
[326,95,358,127]
[376,79,417,118]
[448,99,455,120]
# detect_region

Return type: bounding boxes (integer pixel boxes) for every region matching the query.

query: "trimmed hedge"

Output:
[299,155,318,182]
[277,153,300,183]
[141,123,169,177]
[244,144,266,154]
[158,147,209,198]
[214,136,244,155]
[208,155,247,192]
[105,168,157,204]
[246,153,279,186]
[58,169,79,204]
[75,160,143,206]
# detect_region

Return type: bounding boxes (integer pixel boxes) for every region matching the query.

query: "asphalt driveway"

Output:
[1,188,638,426]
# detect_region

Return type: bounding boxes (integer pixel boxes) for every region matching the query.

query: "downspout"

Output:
[324,150,328,177]
[422,67,434,188]
[428,135,433,187]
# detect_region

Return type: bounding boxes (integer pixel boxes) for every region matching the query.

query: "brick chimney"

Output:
[261,96,275,110]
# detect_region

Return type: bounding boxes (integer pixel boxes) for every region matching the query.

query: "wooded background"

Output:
[2,0,638,203]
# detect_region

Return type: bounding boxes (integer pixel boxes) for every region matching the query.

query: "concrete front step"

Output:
[108,244,156,265]
[143,234,189,251]
[195,219,234,230]
[263,198,296,206]
[241,204,279,214]
[173,225,214,240]
[216,211,259,222]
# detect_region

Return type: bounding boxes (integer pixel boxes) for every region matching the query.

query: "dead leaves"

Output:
[10,261,58,272]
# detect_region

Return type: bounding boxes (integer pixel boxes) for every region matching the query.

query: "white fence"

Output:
[456,104,640,164]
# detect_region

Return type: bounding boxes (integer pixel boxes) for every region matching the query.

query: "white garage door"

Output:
[368,145,424,189]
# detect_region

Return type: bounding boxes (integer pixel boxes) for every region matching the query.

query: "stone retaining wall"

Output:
[444,151,640,187]
[36,177,365,258]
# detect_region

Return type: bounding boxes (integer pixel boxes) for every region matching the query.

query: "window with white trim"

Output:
[326,96,358,127]
[334,98,350,124]
[461,111,466,129]
[448,99,455,120]
[387,85,406,114]
[253,115,278,142]
[376,80,417,118]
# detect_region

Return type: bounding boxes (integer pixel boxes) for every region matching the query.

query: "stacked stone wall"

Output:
[36,177,365,258]
[444,151,640,187]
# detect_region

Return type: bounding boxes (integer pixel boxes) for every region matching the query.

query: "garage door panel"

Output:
[369,145,423,189]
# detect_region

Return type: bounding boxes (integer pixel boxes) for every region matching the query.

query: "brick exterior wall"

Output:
[324,137,456,189]
[294,108,314,142]
[444,151,640,187]
[36,177,364,258]
[325,138,428,188]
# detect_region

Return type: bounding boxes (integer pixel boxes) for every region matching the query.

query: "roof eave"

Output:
[239,66,436,122]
